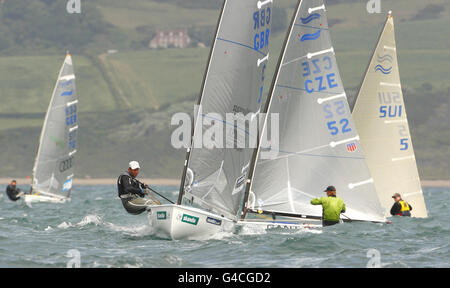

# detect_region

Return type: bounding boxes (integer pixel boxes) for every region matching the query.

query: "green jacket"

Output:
[310,195,346,222]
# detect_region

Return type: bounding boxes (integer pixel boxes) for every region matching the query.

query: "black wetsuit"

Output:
[6,185,22,201]
[117,172,148,214]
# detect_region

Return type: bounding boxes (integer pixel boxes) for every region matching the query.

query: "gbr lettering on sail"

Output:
[253,6,271,51]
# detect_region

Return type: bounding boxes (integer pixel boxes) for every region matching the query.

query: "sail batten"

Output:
[243,0,386,223]
[352,13,428,218]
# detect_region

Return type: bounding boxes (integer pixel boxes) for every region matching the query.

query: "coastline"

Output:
[0,178,180,186]
[0,178,449,187]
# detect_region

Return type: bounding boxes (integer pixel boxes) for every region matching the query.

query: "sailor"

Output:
[117,161,159,215]
[310,186,346,226]
[390,193,412,217]
[5,180,24,201]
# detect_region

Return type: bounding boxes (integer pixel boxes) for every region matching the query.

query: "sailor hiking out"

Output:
[117,161,160,215]
[310,186,346,226]
[5,180,25,202]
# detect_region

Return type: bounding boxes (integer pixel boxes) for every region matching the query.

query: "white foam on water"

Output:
[57,222,73,229]
[186,230,235,241]
[417,246,445,254]
[165,255,183,266]
[24,200,32,208]
[76,214,102,227]
[44,226,53,231]
[105,222,154,237]
[238,223,268,235]
[237,222,322,236]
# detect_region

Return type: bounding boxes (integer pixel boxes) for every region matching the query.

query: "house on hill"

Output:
[149,29,191,49]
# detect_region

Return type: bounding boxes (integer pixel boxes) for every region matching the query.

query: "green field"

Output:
[0,0,449,179]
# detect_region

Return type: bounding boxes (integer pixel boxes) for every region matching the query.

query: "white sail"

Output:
[177,0,273,220]
[352,12,428,218]
[31,54,77,200]
[242,0,386,223]
[149,0,275,239]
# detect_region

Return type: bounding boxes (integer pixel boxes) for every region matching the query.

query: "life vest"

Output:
[397,200,411,216]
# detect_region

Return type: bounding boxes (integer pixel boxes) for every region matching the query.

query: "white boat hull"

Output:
[147,204,235,240]
[237,219,322,230]
[23,194,69,204]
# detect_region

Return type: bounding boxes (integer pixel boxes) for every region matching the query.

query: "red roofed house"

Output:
[149,29,191,49]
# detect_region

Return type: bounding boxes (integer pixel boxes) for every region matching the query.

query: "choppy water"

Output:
[0,185,448,268]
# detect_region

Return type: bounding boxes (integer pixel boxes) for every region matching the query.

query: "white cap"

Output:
[128,161,140,170]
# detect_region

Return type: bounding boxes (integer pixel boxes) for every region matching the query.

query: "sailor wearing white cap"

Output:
[117,161,158,214]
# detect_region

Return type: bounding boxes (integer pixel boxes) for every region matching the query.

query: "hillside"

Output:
[0,0,449,180]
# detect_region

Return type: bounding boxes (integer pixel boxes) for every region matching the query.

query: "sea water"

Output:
[0,185,448,268]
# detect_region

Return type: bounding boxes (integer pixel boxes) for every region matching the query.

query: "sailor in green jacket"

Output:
[311,186,346,226]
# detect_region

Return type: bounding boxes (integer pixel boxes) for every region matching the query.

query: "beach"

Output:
[1,178,449,187]
[0,178,179,186]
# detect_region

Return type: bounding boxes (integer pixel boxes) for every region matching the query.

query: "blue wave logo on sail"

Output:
[60,80,72,87]
[61,90,73,96]
[300,13,321,24]
[374,64,392,74]
[377,54,393,63]
[300,30,321,42]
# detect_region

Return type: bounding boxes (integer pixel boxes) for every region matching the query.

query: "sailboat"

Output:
[352,12,428,218]
[238,0,387,227]
[24,53,78,204]
[148,0,274,239]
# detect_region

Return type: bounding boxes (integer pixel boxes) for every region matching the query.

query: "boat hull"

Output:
[237,217,323,230]
[23,194,69,204]
[147,204,235,240]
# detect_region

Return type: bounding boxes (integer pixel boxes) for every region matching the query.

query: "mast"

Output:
[241,0,303,220]
[177,0,227,205]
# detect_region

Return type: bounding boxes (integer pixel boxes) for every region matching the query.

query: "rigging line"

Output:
[258,200,291,208]
[216,37,267,57]
[185,191,235,220]
[201,113,253,136]
[259,144,329,162]
[275,84,345,96]
[257,146,365,162]
[294,23,329,30]
[290,186,317,199]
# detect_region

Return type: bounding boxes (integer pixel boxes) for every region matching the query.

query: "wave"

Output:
[300,30,321,42]
[374,64,392,74]
[57,221,73,229]
[300,13,321,24]
[76,214,102,227]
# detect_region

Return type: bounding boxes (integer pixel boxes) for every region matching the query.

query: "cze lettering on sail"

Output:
[302,56,338,93]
